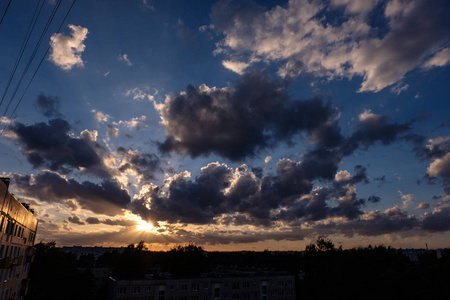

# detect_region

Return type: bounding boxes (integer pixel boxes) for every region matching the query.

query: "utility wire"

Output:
[0,0,77,136]
[0,0,62,119]
[0,0,13,24]
[0,0,44,108]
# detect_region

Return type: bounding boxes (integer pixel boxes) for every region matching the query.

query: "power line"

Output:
[0,0,78,136]
[0,0,13,24]
[0,0,44,108]
[0,0,63,119]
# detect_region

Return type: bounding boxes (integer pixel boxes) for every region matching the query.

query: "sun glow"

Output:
[136,219,155,232]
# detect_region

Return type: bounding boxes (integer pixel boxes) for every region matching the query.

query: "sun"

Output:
[136,219,155,232]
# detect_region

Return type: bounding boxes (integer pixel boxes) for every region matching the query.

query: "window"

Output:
[180,297,187,300]
[191,296,199,300]
[242,293,250,299]
[277,281,283,286]
[232,283,239,290]
[118,287,127,294]
[214,287,220,298]
[232,294,239,300]
[132,286,141,294]
[242,282,249,289]
[261,286,267,295]
[204,283,209,289]
[181,284,188,291]
[278,290,284,296]
[159,290,165,300]
[192,284,199,291]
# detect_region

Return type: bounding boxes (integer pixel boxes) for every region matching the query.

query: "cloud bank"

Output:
[211,0,450,92]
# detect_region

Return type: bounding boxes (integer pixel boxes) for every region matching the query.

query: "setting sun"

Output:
[136,220,155,232]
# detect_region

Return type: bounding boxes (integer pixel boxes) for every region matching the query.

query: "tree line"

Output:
[25,238,450,299]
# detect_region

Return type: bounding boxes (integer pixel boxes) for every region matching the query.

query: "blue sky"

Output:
[1,0,450,250]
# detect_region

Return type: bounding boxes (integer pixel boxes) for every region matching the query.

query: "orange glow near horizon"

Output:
[136,219,155,232]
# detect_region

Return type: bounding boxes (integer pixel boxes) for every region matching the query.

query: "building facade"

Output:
[0,178,38,300]
[108,271,296,300]
[61,246,125,259]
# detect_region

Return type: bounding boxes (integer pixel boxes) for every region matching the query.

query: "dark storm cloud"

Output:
[406,134,450,161]
[131,162,233,224]
[317,206,419,237]
[373,175,386,186]
[35,94,62,118]
[11,170,131,216]
[68,215,85,225]
[85,217,101,224]
[157,71,339,161]
[367,195,381,203]
[117,146,162,182]
[10,119,111,178]
[422,206,450,231]
[85,217,137,227]
[344,112,410,155]
[131,161,368,226]
[277,165,368,222]
[407,135,450,194]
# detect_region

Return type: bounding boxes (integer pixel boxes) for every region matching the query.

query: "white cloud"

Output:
[114,115,148,130]
[426,136,450,151]
[390,82,409,95]
[335,170,351,182]
[427,152,450,179]
[49,24,88,70]
[0,116,12,126]
[264,156,272,164]
[331,0,379,15]
[222,60,250,74]
[416,202,430,209]
[423,48,450,69]
[118,54,133,66]
[398,191,414,209]
[91,110,111,123]
[125,88,147,100]
[212,0,450,92]
[80,129,98,142]
[140,0,154,10]
[358,109,380,122]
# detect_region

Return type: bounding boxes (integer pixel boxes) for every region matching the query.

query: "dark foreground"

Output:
[25,239,449,300]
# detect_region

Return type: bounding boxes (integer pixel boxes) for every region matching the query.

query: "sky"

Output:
[0,0,450,251]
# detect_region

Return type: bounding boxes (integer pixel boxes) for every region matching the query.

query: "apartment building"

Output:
[61,246,126,259]
[0,178,38,300]
[108,270,296,300]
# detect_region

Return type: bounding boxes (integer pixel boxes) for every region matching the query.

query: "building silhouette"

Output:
[108,269,295,300]
[0,178,38,300]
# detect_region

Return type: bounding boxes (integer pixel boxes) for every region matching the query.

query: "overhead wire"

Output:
[8,0,78,121]
[0,0,44,108]
[0,0,63,119]
[0,0,13,24]
[0,0,77,136]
